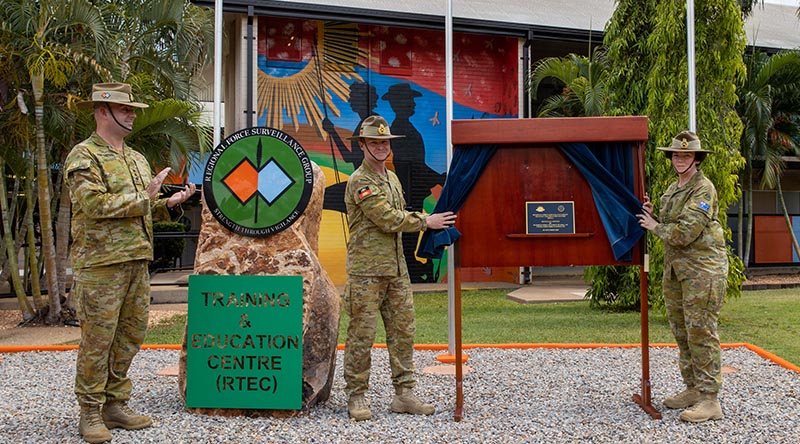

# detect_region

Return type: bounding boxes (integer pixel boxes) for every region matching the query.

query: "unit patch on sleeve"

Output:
[698,201,710,212]
[357,185,373,200]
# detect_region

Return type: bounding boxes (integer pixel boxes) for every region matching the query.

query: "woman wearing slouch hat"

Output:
[637,131,728,423]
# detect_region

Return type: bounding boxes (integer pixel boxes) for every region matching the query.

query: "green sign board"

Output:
[186,275,303,409]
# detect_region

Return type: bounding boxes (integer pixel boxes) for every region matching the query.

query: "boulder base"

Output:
[178,163,340,417]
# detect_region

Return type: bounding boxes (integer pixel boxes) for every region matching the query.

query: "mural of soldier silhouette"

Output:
[322,81,379,213]
[382,83,446,283]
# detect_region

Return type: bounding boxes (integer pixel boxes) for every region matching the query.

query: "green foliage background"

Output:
[586,0,747,309]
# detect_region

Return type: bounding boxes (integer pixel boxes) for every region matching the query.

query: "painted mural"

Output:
[254,16,519,284]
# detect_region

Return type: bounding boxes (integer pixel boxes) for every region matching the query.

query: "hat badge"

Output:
[101,92,111,99]
[680,138,689,148]
[377,124,387,135]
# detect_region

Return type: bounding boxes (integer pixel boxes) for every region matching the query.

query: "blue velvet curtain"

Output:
[416,141,643,262]
[559,142,644,262]
[416,144,497,259]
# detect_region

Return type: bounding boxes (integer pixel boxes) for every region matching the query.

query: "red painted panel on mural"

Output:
[262,17,309,62]
[368,26,518,116]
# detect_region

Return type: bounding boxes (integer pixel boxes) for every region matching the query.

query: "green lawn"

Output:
[146,287,800,366]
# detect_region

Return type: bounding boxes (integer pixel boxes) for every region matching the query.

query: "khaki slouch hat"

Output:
[347,115,405,140]
[76,82,149,109]
[656,131,711,154]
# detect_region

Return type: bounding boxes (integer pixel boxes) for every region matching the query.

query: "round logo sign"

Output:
[203,127,313,237]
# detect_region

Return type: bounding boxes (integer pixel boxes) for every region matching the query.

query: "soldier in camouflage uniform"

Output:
[342,115,456,421]
[66,83,196,443]
[637,131,728,423]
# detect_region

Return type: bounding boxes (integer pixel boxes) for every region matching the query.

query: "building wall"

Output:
[180,7,800,277]
[727,169,800,265]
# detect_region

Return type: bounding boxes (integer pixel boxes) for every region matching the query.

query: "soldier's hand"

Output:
[147,167,171,200]
[637,211,658,231]
[426,211,457,230]
[642,193,654,215]
[166,182,197,209]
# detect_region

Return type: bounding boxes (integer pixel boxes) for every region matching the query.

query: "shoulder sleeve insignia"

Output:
[65,158,92,174]
[357,185,373,200]
[698,201,710,211]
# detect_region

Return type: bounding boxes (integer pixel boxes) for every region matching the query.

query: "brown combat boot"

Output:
[347,394,371,421]
[102,401,153,430]
[390,387,435,415]
[663,388,701,409]
[679,392,723,423]
[79,404,112,443]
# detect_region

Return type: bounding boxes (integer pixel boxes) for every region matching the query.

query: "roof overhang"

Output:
[193,0,800,50]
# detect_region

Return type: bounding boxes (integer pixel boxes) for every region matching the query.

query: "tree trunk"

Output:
[777,181,800,261]
[0,157,35,321]
[55,166,74,312]
[25,151,45,310]
[32,73,63,324]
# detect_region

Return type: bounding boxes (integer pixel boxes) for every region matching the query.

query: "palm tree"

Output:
[1,0,213,324]
[90,0,215,174]
[0,0,109,323]
[736,49,800,266]
[527,50,611,118]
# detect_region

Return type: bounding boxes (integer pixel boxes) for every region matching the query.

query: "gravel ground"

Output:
[1,347,798,443]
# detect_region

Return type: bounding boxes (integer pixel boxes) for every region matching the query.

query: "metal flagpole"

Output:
[446,0,455,360]
[213,0,223,147]
[687,0,696,132]
[444,0,466,422]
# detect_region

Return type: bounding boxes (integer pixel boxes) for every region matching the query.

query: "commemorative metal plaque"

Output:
[203,127,314,237]
[525,201,575,235]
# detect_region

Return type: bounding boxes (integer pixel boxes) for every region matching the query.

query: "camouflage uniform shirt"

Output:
[65,132,168,269]
[653,171,728,279]
[345,160,427,277]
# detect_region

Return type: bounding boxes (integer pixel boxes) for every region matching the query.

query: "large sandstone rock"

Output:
[178,162,340,417]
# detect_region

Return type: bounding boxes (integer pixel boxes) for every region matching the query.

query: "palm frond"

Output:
[527,57,580,97]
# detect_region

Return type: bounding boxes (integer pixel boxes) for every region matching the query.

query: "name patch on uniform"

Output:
[357,186,373,200]
[698,201,710,211]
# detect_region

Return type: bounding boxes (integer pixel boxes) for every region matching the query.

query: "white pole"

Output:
[687,0,696,132]
[213,0,223,147]
[445,0,455,357]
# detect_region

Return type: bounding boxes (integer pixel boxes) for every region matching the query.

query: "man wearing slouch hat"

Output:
[66,83,196,443]
[342,114,456,421]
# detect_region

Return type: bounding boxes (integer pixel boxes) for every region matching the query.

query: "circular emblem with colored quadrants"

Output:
[203,127,313,237]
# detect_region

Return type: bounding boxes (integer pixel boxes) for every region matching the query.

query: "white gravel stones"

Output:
[1,347,799,443]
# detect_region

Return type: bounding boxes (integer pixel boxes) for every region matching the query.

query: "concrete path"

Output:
[506,277,588,304]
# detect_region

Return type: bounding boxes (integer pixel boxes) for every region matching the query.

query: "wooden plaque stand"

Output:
[449,116,661,420]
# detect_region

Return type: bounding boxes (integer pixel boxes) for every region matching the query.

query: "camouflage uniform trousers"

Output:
[663,270,726,394]
[74,260,150,406]
[343,275,417,396]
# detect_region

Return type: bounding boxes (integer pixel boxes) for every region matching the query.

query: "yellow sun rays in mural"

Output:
[257,21,368,140]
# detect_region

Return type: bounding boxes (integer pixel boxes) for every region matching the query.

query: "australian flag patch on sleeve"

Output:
[357,186,372,200]
[699,201,710,211]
